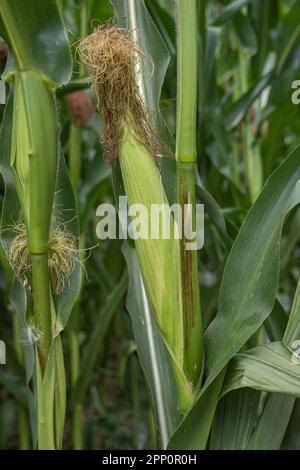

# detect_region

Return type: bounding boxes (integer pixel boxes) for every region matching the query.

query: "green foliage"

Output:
[0,0,300,451]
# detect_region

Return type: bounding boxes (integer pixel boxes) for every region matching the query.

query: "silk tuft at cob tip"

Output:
[8,220,78,295]
[77,23,171,163]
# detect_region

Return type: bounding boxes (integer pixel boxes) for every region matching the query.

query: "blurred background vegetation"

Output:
[0,0,300,449]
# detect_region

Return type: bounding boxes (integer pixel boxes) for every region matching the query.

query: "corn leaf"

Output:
[0,93,21,251]
[168,146,300,449]
[264,299,288,342]
[0,96,38,442]
[111,0,173,150]
[111,0,176,203]
[210,299,292,450]
[283,279,300,347]
[10,279,34,384]
[204,147,300,387]
[0,0,71,85]
[35,335,66,450]
[198,26,221,120]
[232,12,257,54]
[123,243,180,448]
[196,181,233,250]
[53,147,81,329]
[241,280,300,450]
[222,342,300,397]
[275,2,300,74]
[53,335,66,450]
[209,388,260,450]
[225,72,273,131]
[250,0,276,76]
[210,0,250,26]
[246,394,295,450]
[0,370,33,409]
[281,399,300,449]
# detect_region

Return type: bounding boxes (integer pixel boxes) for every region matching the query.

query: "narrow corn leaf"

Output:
[36,347,55,450]
[112,0,173,149]
[196,182,233,250]
[211,0,250,26]
[251,0,275,75]
[123,243,180,447]
[0,370,34,409]
[199,26,221,117]
[209,389,261,450]
[35,334,66,450]
[0,98,37,445]
[246,394,295,450]
[279,283,300,450]
[225,72,273,131]
[53,336,66,450]
[53,147,80,329]
[283,279,300,347]
[233,12,258,53]
[281,399,300,449]
[10,281,34,384]
[275,2,300,74]
[0,93,22,253]
[264,299,288,342]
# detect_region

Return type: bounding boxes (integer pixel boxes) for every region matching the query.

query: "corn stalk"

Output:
[176,0,202,386]
[67,0,89,450]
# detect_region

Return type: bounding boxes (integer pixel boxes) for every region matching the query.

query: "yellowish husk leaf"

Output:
[120,129,194,410]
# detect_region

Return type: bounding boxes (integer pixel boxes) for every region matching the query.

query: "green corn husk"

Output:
[11,70,57,254]
[120,128,183,351]
[10,70,58,364]
[120,128,194,411]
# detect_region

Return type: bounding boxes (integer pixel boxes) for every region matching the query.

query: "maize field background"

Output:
[0,0,300,451]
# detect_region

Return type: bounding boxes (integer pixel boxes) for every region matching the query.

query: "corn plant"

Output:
[0,0,80,449]
[0,0,300,451]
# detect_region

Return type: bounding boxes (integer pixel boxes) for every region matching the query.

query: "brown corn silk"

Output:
[78,24,169,163]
